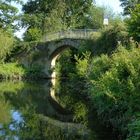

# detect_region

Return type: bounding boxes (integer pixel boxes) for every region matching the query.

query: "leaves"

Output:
[0,0,22,31]
[120,0,140,15]
[21,0,94,41]
[127,4,140,42]
[88,45,140,137]
[0,29,15,62]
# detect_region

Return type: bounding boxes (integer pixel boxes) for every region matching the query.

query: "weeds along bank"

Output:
[0,62,43,80]
[74,45,140,140]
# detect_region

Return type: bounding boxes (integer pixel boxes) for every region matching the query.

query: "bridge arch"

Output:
[17,29,99,78]
[49,41,79,78]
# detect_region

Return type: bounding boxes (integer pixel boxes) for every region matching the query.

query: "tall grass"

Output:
[0,63,25,80]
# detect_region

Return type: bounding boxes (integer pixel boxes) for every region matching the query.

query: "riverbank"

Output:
[0,62,43,80]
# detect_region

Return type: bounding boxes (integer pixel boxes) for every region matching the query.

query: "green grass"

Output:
[0,63,25,80]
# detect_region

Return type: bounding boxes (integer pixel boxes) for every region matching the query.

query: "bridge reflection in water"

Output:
[0,79,118,139]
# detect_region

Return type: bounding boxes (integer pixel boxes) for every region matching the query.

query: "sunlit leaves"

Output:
[0,29,14,62]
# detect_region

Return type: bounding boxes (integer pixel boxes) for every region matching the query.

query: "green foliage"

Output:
[126,4,140,42]
[90,22,128,55]
[0,62,42,80]
[0,100,11,124]
[0,63,25,80]
[87,45,140,139]
[0,29,15,62]
[55,48,77,77]
[73,102,88,124]
[23,27,42,41]
[0,0,22,31]
[21,0,96,41]
[25,64,42,79]
[22,0,93,30]
[78,20,128,57]
[83,6,104,29]
[120,0,140,15]
[0,81,24,93]
[75,52,91,78]
[88,54,110,80]
[127,115,140,140]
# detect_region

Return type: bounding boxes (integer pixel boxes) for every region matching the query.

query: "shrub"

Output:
[89,22,128,56]
[88,45,140,139]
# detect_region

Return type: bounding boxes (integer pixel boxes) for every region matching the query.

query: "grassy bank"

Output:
[0,63,25,80]
[0,63,42,80]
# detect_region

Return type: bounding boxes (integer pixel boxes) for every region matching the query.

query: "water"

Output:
[0,80,117,140]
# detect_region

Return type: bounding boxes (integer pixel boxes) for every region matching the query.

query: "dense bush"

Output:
[72,43,140,139]
[78,22,128,56]
[87,46,140,139]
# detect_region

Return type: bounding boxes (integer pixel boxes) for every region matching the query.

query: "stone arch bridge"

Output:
[18,29,99,78]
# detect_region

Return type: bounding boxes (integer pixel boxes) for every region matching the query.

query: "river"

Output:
[0,80,118,140]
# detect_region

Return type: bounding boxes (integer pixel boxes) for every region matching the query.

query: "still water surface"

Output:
[0,80,117,140]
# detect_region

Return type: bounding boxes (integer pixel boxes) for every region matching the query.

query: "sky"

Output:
[14,0,123,39]
[96,0,123,14]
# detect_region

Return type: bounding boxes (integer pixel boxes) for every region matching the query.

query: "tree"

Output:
[0,0,22,32]
[0,29,15,62]
[127,4,140,42]
[120,0,140,15]
[84,6,104,29]
[22,0,93,41]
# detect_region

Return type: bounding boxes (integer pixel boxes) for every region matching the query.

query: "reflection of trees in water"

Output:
[0,81,92,140]
[54,78,89,125]
[0,100,11,124]
[54,78,118,140]
[14,111,91,140]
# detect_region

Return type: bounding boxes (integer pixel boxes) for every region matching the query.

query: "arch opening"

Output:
[50,45,78,79]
